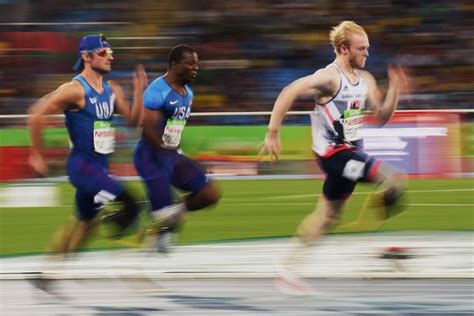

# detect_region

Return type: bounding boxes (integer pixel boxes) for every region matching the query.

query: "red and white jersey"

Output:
[310,63,368,157]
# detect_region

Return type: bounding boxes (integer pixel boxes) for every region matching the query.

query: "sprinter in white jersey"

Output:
[260,21,411,294]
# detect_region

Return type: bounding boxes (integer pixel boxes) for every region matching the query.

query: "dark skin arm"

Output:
[141,107,175,154]
[142,108,163,149]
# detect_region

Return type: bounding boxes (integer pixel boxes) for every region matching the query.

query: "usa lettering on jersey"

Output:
[95,101,113,119]
[172,106,191,120]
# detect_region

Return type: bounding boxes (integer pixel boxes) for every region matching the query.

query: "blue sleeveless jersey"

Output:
[134,76,207,211]
[65,75,115,160]
[140,76,193,149]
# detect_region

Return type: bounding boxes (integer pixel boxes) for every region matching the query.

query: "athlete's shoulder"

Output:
[144,76,169,110]
[358,69,376,85]
[56,80,85,101]
[147,76,170,92]
[306,65,340,92]
[63,79,83,90]
[314,64,340,79]
[34,80,84,112]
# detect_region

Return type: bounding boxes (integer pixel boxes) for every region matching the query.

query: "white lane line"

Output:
[224,202,473,207]
[403,188,474,193]
[258,193,321,200]
[260,188,474,200]
[224,202,316,205]
[401,203,473,207]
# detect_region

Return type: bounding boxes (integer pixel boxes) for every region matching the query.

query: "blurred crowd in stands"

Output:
[0,0,472,118]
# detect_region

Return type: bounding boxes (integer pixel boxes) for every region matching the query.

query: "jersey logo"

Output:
[89,97,97,104]
[95,101,113,119]
[170,99,179,105]
[342,159,365,181]
[350,100,362,109]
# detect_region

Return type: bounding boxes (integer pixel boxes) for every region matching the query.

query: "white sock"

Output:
[151,202,186,221]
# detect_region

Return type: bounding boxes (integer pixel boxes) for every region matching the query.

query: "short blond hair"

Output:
[330,21,367,55]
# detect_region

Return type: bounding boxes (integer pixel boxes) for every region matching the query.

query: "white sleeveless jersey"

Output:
[310,63,368,157]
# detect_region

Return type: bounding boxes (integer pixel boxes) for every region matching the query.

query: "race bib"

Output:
[162,119,186,149]
[93,121,115,154]
[341,109,363,142]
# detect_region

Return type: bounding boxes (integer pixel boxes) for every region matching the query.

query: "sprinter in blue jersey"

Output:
[27,34,147,291]
[132,45,221,253]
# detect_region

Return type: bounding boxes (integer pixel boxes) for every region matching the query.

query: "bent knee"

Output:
[204,183,222,206]
[383,185,404,208]
[189,183,222,210]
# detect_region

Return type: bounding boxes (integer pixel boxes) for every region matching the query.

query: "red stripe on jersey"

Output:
[322,105,335,123]
[367,160,382,182]
[322,145,351,158]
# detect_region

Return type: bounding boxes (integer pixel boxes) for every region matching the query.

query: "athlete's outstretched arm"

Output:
[260,69,336,161]
[363,65,410,123]
[28,82,83,176]
[111,64,147,126]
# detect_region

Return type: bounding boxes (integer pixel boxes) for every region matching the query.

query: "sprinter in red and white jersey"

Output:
[260,21,411,294]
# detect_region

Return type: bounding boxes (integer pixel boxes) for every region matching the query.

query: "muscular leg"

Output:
[32,214,99,294]
[148,182,221,247]
[335,162,405,233]
[280,151,357,281]
[150,159,221,253]
[281,197,346,278]
[47,216,98,256]
[372,163,405,215]
[68,156,136,238]
[296,198,346,245]
[184,182,221,211]
[152,157,222,224]
[101,191,140,237]
[65,219,96,252]
[46,216,78,255]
